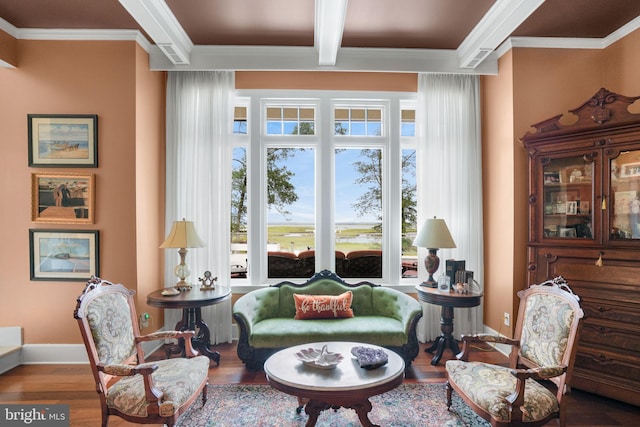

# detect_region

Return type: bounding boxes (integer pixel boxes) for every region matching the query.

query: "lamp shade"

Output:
[160,220,205,249]
[413,217,456,249]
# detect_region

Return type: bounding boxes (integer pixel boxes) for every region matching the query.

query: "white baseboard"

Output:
[482,324,512,357]
[0,347,21,374]
[19,340,165,365]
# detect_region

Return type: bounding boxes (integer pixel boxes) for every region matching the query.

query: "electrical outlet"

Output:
[140,312,150,329]
[503,312,510,327]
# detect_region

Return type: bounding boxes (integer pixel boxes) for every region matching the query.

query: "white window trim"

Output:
[232,90,417,292]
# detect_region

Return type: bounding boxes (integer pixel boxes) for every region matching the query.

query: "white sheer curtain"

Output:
[415,73,484,342]
[164,71,235,344]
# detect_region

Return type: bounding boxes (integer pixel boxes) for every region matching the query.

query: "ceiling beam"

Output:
[149,45,498,75]
[119,0,193,64]
[315,0,348,66]
[457,0,544,68]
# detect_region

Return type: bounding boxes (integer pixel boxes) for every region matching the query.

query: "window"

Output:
[335,107,383,136]
[267,147,316,278]
[230,92,417,286]
[335,148,383,278]
[266,106,315,135]
[234,106,247,134]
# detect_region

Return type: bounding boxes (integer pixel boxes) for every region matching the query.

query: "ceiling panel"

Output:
[512,0,640,38]
[166,0,315,46]
[342,0,495,49]
[0,0,141,30]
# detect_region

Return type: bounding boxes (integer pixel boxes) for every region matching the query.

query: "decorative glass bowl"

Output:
[351,346,389,370]
[294,345,344,369]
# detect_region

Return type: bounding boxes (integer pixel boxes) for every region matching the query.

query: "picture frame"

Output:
[558,227,577,238]
[566,201,578,215]
[28,114,98,167]
[579,201,590,214]
[29,229,99,281]
[620,162,640,178]
[31,172,94,224]
[543,171,560,184]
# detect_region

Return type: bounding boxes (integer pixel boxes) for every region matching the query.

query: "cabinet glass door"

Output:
[610,149,640,240]
[542,155,594,240]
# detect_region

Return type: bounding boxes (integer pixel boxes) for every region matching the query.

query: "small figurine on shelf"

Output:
[199,270,217,290]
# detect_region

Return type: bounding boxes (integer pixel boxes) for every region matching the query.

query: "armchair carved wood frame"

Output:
[74,277,209,427]
[445,276,584,427]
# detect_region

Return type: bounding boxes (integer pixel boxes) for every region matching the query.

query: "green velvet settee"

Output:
[232,270,423,370]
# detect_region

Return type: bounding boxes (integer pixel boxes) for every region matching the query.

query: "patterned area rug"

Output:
[177,383,490,426]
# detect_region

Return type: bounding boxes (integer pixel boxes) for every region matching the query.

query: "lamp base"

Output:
[174,279,191,290]
[420,277,438,288]
[422,249,440,288]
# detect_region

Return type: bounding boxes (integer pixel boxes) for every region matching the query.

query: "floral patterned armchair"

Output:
[445,276,584,427]
[74,277,210,427]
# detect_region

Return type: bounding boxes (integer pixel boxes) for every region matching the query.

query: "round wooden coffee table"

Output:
[264,341,404,427]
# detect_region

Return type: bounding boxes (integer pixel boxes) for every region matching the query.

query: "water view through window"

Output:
[229,96,417,281]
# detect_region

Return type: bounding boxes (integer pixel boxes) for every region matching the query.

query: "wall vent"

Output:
[461,48,492,68]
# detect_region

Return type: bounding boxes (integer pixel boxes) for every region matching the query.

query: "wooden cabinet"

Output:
[521,88,640,406]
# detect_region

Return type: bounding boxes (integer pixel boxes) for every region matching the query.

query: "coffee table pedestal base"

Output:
[299,398,378,427]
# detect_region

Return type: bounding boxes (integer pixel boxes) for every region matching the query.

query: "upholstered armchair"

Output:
[74,277,209,427]
[445,276,584,427]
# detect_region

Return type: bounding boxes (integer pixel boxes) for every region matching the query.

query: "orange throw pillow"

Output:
[293,291,354,319]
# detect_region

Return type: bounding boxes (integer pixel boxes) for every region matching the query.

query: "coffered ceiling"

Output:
[1,0,639,73]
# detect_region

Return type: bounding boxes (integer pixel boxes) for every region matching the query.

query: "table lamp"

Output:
[160,219,205,288]
[413,217,456,287]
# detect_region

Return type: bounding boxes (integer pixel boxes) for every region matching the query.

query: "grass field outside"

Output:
[232,224,417,256]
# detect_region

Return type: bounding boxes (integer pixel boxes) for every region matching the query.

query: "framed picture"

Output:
[31,173,94,224]
[620,162,640,178]
[543,171,560,184]
[28,114,98,167]
[29,230,99,281]
[558,227,577,238]
[579,201,590,214]
[566,201,578,215]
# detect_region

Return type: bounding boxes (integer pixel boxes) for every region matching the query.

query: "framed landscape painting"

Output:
[29,230,99,281]
[28,114,98,167]
[31,172,95,224]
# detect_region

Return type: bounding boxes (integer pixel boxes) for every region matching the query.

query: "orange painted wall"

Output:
[237,71,417,92]
[603,28,640,97]
[0,29,16,67]
[0,40,165,344]
[134,45,167,333]
[481,51,517,336]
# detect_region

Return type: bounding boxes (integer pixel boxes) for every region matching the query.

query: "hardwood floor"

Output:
[0,342,638,426]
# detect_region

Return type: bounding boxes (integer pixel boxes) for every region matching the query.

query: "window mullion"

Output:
[386,98,402,281]
[316,96,334,271]
[248,97,267,284]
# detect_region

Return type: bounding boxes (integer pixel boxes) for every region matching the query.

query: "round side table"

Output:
[147,285,230,365]
[415,285,482,365]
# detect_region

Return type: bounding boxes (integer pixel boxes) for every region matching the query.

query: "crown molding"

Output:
[0,17,17,38]
[14,28,152,51]
[602,15,640,47]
